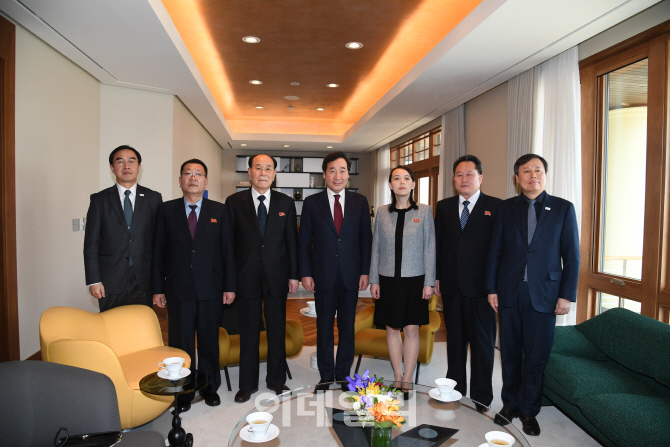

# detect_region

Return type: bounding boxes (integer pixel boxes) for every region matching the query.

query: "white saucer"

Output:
[158,367,191,380]
[429,388,462,402]
[239,424,279,443]
[478,444,488,447]
[300,307,317,318]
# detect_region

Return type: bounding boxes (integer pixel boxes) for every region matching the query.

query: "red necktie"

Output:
[334,194,343,235]
[188,205,197,239]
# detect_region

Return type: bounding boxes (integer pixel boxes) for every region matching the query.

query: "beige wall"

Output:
[464,82,509,199]
[15,26,101,358]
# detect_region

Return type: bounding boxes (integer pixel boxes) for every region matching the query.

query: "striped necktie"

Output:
[460,200,470,230]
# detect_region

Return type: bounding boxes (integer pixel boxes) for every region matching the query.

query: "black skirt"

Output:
[374,274,429,329]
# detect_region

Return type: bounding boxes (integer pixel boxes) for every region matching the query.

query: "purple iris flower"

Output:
[362,369,370,380]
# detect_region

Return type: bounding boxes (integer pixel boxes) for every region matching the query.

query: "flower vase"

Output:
[371,425,392,447]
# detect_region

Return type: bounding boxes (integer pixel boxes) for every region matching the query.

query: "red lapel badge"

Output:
[279,212,285,217]
[211,218,217,223]
[414,218,420,223]
[485,211,491,216]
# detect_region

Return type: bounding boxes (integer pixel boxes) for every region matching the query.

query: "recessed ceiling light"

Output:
[255,106,264,109]
[346,42,363,49]
[316,108,325,111]
[242,36,261,43]
[249,80,263,85]
[283,145,290,148]
[291,82,300,86]
[284,95,300,100]
[327,146,333,149]
[326,83,339,88]
[241,144,247,146]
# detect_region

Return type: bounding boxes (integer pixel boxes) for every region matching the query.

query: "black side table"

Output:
[140,370,209,447]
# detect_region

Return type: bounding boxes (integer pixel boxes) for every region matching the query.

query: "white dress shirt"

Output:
[116,182,137,211]
[251,187,271,215]
[327,188,345,219]
[458,189,481,218]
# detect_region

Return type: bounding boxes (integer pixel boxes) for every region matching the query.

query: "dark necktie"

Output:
[524,198,537,280]
[257,195,267,238]
[124,190,133,266]
[188,205,197,240]
[460,200,470,230]
[334,194,343,235]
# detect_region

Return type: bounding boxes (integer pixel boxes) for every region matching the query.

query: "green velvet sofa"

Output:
[543,307,670,447]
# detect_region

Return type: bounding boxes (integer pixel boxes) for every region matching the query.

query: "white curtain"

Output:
[438,104,466,200]
[374,144,391,213]
[507,67,536,198]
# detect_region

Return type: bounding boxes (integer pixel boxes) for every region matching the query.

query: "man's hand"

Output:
[153,294,166,308]
[288,279,299,294]
[89,283,105,299]
[370,284,380,299]
[359,275,369,291]
[488,294,498,313]
[301,277,315,293]
[435,280,441,297]
[223,292,235,305]
[555,298,571,315]
[422,286,434,300]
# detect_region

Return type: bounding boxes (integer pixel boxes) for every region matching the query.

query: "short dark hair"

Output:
[514,154,548,176]
[248,154,277,169]
[322,151,351,172]
[388,166,419,212]
[181,158,208,177]
[452,154,482,175]
[109,145,141,165]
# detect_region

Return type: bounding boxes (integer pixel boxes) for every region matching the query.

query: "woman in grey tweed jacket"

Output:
[370,166,436,389]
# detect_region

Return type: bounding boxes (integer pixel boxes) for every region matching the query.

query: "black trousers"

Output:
[238,286,287,392]
[443,291,496,406]
[498,280,556,415]
[167,297,223,399]
[98,266,151,312]
[315,266,359,381]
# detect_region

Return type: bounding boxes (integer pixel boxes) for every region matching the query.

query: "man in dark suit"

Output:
[152,159,236,411]
[84,145,162,312]
[435,154,501,414]
[486,154,580,436]
[225,154,299,404]
[299,151,372,390]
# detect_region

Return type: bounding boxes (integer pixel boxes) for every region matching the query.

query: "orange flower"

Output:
[367,401,405,428]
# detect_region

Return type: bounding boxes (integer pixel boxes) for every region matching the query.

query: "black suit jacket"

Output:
[83,184,162,294]
[298,190,372,292]
[151,198,236,301]
[225,189,299,298]
[435,192,502,297]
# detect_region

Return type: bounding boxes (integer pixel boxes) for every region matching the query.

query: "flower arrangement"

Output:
[344,370,405,429]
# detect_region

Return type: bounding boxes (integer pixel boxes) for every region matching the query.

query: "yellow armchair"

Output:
[218,316,304,390]
[353,295,441,384]
[39,305,190,429]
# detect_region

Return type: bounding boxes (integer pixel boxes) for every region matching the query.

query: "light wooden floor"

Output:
[155,298,446,346]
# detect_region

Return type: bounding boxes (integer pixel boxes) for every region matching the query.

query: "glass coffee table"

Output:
[228,382,529,446]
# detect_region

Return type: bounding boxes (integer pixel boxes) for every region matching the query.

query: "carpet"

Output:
[134,343,601,446]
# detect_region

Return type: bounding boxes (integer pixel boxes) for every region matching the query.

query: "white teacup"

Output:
[307,301,316,314]
[485,431,515,446]
[246,412,273,439]
[435,378,456,398]
[159,357,185,378]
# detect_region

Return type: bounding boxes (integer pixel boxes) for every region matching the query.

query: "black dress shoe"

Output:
[494,407,520,426]
[314,379,333,392]
[520,414,541,436]
[474,402,490,413]
[199,391,221,406]
[234,388,258,403]
[267,384,290,395]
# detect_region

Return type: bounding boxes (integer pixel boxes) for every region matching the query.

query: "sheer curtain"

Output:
[374,144,391,212]
[437,104,466,200]
[507,68,536,198]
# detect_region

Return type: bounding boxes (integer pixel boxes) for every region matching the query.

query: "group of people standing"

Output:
[84,146,579,438]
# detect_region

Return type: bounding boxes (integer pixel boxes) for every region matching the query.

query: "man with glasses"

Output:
[152,159,236,411]
[224,154,299,403]
[84,145,162,311]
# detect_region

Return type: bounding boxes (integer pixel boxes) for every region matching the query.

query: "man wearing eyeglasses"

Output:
[152,158,236,411]
[84,145,162,312]
[223,154,299,403]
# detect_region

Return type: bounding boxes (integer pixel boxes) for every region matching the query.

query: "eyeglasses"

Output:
[114,159,138,166]
[181,172,206,179]
[252,166,274,174]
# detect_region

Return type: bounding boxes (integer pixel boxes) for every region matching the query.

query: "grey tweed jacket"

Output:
[369,203,436,287]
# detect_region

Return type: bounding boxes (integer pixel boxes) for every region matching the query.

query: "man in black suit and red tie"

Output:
[225,154,299,404]
[152,158,236,411]
[84,145,162,312]
[435,154,501,413]
[299,152,373,391]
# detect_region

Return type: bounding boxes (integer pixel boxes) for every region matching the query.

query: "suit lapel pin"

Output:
[414,218,420,223]
[545,207,551,210]
[279,212,285,216]
[485,211,491,216]
[211,218,217,223]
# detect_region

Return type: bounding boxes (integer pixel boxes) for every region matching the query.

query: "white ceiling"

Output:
[0,0,661,152]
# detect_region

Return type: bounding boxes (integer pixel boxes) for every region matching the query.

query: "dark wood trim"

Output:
[0,15,18,362]
[25,351,41,361]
